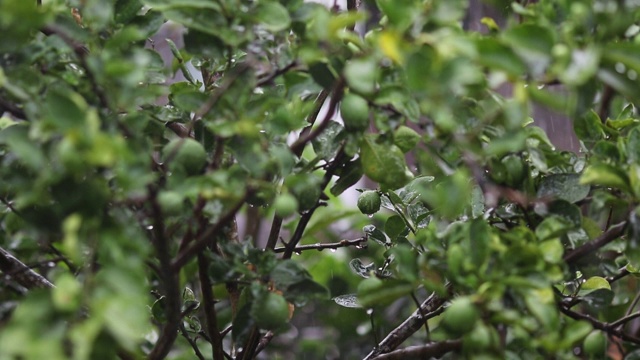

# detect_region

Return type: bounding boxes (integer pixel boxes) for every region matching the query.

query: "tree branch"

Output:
[274,237,367,253]
[198,254,225,360]
[370,340,462,360]
[363,286,452,359]
[0,96,26,119]
[563,221,627,265]
[147,186,182,360]
[171,194,248,271]
[558,303,640,345]
[0,247,54,289]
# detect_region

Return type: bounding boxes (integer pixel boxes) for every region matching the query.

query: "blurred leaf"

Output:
[333,294,361,309]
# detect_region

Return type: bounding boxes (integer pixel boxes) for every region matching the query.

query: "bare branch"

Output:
[559,304,640,345]
[0,247,54,289]
[364,286,452,359]
[274,237,367,253]
[370,340,462,360]
[563,221,627,264]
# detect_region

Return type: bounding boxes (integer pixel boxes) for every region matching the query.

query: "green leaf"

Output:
[359,135,410,189]
[363,225,391,247]
[502,24,554,76]
[475,38,526,76]
[537,174,590,203]
[581,164,631,192]
[312,120,345,160]
[333,294,361,309]
[469,218,490,268]
[384,215,408,240]
[349,258,376,278]
[254,2,291,32]
[579,276,611,294]
[574,110,604,146]
[330,159,363,196]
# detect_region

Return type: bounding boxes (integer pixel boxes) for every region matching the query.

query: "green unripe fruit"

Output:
[393,125,421,153]
[162,138,207,175]
[252,292,291,330]
[502,154,526,187]
[274,193,298,217]
[463,322,494,351]
[441,297,479,336]
[340,93,370,131]
[285,174,322,211]
[583,331,606,357]
[157,191,184,216]
[357,190,381,215]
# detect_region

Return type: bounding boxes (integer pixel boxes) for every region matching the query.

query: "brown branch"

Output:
[256,61,298,87]
[563,221,627,264]
[370,340,462,360]
[0,96,26,119]
[198,254,224,360]
[559,304,640,345]
[273,237,367,253]
[363,286,452,359]
[254,331,275,356]
[147,186,182,360]
[179,322,206,360]
[289,79,344,155]
[0,247,54,289]
[171,194,248,271]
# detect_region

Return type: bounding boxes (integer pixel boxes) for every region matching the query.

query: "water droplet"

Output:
[367,214,374,219]
[146,225,154,230]
[615,62,626,73]
[294,251,301,256]
[330,248,337,253]
[629,70,637,81]
[537,84,545,90]
[366,308,374,315]
[48,262,56,268]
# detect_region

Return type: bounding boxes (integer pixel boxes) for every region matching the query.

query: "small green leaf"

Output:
[579,276,611,294]
[536,174,591,203]
[359,135,410,189]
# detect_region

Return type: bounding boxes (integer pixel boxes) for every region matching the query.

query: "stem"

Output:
[0,247,54,289]
[363,286,452,360]
[563,221,627,264]
[198,254,225,360]
[147,186,182,360]
[179,323,206,360]
[273,237,367,253]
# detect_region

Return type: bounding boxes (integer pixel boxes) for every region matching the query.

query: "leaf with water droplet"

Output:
[333,294,362,308]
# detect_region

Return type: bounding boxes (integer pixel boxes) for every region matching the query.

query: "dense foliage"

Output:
[1,0,640,359]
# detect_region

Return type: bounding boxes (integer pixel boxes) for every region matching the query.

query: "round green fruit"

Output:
[274,193,299,217]
[583,331,606,357]
[157,191,184,216]
[393,126,421,153]
[162,138,207,175]
[253,292,291,330]
[441,297,479,336]
[357,190,381,215]
[340,93,370,131]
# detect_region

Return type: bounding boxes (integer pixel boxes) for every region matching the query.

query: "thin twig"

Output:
[256,61,298,87]
[273,237,367,253]
[179,323,207,360]
[172,194,248,271]
[563,222,627,264]
[610,311,640,329]
[0,96,26,119]
[559,304,640,345]
[289,79,344,155]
